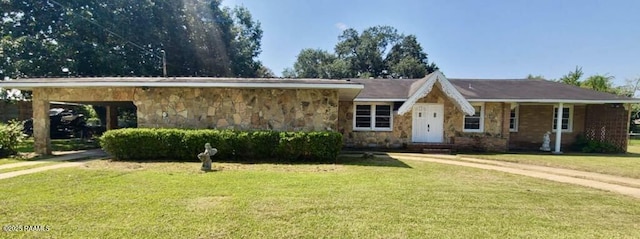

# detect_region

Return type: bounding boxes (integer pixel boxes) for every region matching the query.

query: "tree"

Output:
[0,0,264,79]
[558,66,583,86]
[286,49,350,78]
[526,74,545,80]
[285,26,438,79]
[582,74,614,93]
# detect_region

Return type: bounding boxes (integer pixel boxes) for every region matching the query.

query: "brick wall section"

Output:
[584,104,629,152]
[509,104,585,150]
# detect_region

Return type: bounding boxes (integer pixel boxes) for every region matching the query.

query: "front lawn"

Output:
[1,157,639,238]
[14,138,100,153]
[460,139,640,178]
[0,138,100,164]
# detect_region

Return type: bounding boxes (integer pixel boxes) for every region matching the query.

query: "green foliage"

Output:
[286,26,437,79]
[100,129,343,162]
[582,74,615,93]
[571,134,622,153]
[557,66,583,86]
[0,0,265,80]
[0,121,24,157]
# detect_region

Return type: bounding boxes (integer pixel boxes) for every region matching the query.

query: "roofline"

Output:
[397,71,475,116]
[467,99,640,103]
[354,98,407,102]
[0,81,364,90]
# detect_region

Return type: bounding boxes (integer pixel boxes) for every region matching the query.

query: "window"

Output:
[509,106,518,132]
[463,104,484,132]
[552,105,573,132]
[354,103,393,131]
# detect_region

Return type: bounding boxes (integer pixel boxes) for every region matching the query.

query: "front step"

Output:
[407,143,455,154]
[422,148,453,154]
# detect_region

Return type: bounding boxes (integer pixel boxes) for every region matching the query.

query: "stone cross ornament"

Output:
[197,143,218,171]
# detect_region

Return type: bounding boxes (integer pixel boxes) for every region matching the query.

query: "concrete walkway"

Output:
[386,153,640,199]
[0,149,108,180]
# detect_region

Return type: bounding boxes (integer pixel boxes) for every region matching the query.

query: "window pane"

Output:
[553,107,571,130]
[375,116,390,128]
[356,105,371,116]
[464,105,482,130]
[510,108,517,130]
[375,105,391,117]
[355,116,371,127]
[464,117,480,130]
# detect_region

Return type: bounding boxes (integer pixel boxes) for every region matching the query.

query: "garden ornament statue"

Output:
[197,143,218,171]
[540,131,551,151]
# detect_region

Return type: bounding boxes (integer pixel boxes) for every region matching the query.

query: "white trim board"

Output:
[0,81,364,90]
[467,99,640,103]
[397,71,475,116]
[353,98,407,102]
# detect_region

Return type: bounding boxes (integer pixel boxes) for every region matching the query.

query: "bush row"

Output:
[99,128,343,162]
[0,121,24,157]
[571,134,623,153]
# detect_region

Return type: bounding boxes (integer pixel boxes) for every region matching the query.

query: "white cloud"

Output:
[335,22,348,31]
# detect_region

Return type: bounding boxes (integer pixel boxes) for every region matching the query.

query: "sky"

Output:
[221,0,640,86]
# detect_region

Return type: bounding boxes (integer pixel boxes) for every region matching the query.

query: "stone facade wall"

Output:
[337,83,510,152]
[31,87,339,154]
[584,104,629,152]
[133,88,340,131]
[509,104,585,150]
[33,87,338,131]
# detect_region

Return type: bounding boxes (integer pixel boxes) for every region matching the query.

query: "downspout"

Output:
[554,103,563,154]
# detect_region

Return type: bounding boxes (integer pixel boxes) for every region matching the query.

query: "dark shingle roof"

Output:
[449,79,634,101]
[349,78,419,99]
[351,77,638,102]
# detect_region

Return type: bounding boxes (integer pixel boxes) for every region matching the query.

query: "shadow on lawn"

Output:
[463,150,640,158]
[105,154,412,168]
[212,154,412,168]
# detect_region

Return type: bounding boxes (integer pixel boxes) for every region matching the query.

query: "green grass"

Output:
[460,139,640,179]
[1,157,639,238]
[0,162,61,174]
[0,138,100,164]
[0,158,25,166]
[15,138,100,153]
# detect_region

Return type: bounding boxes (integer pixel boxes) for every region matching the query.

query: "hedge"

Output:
[0,121,24,157]
[99,128,343,162]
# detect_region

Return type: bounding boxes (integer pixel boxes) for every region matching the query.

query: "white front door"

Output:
[412,104,444,143]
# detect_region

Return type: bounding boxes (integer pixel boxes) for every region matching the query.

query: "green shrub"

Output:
[100,128,343,162]
[571,134,622,153]
[0,121,25,157]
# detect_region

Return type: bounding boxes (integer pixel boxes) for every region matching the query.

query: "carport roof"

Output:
[0,77,365,100]
[0,77,362,88]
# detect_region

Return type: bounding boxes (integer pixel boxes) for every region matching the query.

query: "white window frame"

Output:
[463,103,484,133]
[552,105,573,133]
[509,105,519,132]
[353,103,393,131]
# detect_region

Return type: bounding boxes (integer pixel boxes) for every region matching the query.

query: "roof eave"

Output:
[354,98,407,102]
[466,99,640,103]
[397,71,475,116]
[0,81,364,90]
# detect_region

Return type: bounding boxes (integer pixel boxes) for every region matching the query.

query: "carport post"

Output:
[554,103,563,154]
[33,98,52,155]
[106,105,118,130]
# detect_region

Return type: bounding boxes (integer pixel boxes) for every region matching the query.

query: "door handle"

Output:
[427,124,430,132]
